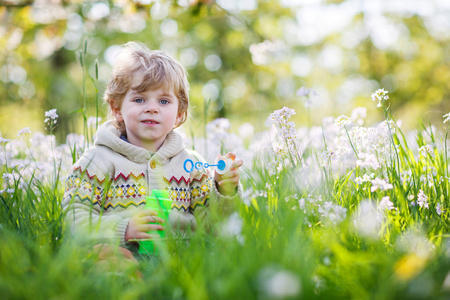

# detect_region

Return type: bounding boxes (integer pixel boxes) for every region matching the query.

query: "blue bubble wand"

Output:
[183,157,233,175]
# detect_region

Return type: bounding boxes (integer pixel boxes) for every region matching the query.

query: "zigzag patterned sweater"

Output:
[62,121,241,245]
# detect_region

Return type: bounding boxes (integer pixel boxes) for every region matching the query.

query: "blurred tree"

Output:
[0,0,449,141]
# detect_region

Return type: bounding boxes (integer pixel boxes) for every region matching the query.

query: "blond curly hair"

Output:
[103,42,189,133]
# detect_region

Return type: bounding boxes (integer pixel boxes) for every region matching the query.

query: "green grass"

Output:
[1,105,450,299]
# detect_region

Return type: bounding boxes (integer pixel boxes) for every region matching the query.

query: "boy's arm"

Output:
[61,159,130,245]
[189,153,243,227]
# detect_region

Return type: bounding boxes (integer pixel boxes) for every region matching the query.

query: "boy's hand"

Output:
[214,152,243,196]
[125,210,164,242]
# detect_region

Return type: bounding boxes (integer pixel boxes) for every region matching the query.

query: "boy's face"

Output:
[112,86,182,153]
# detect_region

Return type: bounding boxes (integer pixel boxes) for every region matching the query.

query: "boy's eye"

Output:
[134,98,144,103]
[160,99,169,104]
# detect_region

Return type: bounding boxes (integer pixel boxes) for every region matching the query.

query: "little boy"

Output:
[62,42,243,246]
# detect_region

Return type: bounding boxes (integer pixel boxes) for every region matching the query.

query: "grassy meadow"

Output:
[0,90,449,300]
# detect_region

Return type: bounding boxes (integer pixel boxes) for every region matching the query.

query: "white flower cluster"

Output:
[354,173,375,185]
[44,108,59,133]
[418,144,435,160]
[267,160,282,177]
[417,190,429,209]
[318,201,348,226]
[379,196,395,211]
[266,107,300,163]
[0,137,11,144]
[371,88,389,108]
[334,115,352,132]
[17,127,31,137]
[296,194,347,227]
[370,178,393,192]
[356,153,380,170]
[0,130,82,196]
[321,149,338,167]
[268,107,297,140]
[44,108,58,124]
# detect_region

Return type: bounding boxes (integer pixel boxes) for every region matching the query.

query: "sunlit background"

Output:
[1,0,450,142]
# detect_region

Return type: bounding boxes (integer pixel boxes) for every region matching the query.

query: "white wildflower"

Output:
[44,108,58,120]
[436,203,444,215]
[443,112,450,124]
[318,201,347,225]
[418,144,435,159]
[267,161,282,176]
[285,194,298,203]
[0,137,11,144]
[334,115,352,131]
[18,127,31,136]
[44,108,59,132]
[417,190,429,209]
[268,107,296,125]
[2,173,15,183]
[364,173,375,181]
[298,198,305,210]
[371,88,389,108]
[321,150,338,167]
[370,178,393,192]
[356,153,380,170]
[379,196,395,211]
[267,107,298,153]
[355,173,376,186]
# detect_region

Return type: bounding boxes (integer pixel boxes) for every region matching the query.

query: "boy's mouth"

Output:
[142,119,159,124]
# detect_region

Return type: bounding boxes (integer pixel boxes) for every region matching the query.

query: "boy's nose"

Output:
[144,102,159,114]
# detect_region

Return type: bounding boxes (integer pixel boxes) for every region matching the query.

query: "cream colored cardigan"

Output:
[62,121,241,245]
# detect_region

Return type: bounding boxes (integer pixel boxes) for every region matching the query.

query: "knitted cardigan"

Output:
[62,121,241,245]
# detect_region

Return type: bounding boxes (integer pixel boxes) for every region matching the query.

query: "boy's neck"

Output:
[120,133,161,154]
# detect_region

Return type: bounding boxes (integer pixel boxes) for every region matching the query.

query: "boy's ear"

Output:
[110,100,123,122]
[175,112,184,127]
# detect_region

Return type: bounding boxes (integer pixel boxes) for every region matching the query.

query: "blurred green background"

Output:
[1,0,450,142]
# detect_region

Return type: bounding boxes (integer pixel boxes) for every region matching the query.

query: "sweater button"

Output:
[150,161,156,169]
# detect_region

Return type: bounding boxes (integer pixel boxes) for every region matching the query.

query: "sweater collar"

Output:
[95,120,184,164]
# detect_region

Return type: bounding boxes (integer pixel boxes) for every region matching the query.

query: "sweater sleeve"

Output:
[61,156,130,245]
